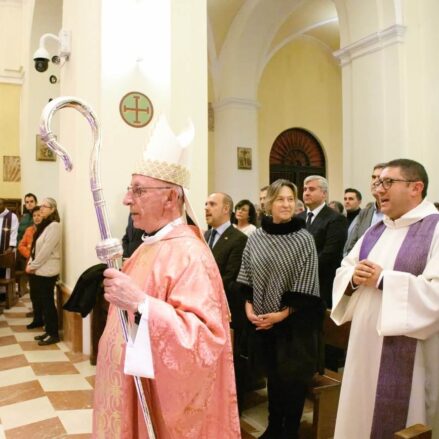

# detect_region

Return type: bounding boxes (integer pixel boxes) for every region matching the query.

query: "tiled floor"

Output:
[0,296,94,439]
[0,295,313,439]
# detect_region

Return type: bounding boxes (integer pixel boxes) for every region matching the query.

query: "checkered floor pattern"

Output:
[0,295,315,438]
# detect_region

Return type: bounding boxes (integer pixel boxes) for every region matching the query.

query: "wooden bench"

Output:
[395,424,432,439]
[304,310,349,438]
[308,369,341,439]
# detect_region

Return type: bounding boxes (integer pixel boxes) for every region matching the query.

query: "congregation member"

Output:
[0,199,19,296]
[298,176,347,308]
[16,193,38,271]
[295,199,305,214]
[0,198,18,254]
[17,193,38,243]
[233,199,257,236]
[18,206,42,261]
[343,188,362,228]
[237,179,324,439]
[257,185,268,226]
[331,159,439,438]
[204,192,248,413]
[94,116,240,438]
[328,200,344,214]
[344,163,386,255]
[26,198,61,345]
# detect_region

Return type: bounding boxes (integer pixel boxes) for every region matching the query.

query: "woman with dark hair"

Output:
[233,199,257,236]
[18,206,42,261]
[237,179,324,439]
[25,197,61,346]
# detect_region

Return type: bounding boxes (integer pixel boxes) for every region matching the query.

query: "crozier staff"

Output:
[93,116,240,438]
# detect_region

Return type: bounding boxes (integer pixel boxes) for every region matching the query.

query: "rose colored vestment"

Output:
[93,224,241,438]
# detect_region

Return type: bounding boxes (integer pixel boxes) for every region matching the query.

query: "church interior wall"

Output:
[257,37,343,201]
[0,84,21,198]
[20,0,61,204]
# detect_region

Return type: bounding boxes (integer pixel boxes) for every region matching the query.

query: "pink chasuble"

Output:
[92,224,241,439]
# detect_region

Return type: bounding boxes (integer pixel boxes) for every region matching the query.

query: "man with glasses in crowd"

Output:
[92,117,240,438]
[331,158,439,438]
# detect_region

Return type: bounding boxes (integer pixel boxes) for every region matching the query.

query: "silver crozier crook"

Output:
[39,96,156,438]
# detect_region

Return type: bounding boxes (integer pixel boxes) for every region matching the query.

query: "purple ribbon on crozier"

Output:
[359,213,439,439]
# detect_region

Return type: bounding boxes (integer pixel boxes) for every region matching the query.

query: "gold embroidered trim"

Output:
[134,159,190,188]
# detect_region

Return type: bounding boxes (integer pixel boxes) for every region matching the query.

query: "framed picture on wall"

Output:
[3,156,21,182]
[36,134,56,161]
[237,147,252,170]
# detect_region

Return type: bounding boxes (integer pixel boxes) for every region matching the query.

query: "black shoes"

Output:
[37,334,60,346]
[26,321,44,329]
[34,333,48,341]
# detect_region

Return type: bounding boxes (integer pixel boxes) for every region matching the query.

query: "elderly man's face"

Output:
[124,175,171,233]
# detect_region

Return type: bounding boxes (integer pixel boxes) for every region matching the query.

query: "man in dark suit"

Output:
[204,192,248,412]
[298,176,348,308]
[204,193,247,299]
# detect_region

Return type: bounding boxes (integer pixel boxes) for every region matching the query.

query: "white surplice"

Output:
[331,200,439,439]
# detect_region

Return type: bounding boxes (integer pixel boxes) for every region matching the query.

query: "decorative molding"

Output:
[212,97,260,112]
[0,0,22,6]
[0,74,23,85]
[334,24,406,66]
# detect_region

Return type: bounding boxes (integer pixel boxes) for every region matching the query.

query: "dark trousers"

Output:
[256,329,309,438]
[29,274,58,336]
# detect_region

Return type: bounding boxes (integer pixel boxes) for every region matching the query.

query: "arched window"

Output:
[269,128,326,199]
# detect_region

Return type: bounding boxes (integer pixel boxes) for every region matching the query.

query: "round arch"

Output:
[269,128,326,198]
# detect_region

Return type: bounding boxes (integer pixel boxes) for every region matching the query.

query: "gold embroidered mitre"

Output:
[134,115,193,189]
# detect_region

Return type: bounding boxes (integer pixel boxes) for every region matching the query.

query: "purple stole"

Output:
[359,213,439,439]
[0,210,12,253]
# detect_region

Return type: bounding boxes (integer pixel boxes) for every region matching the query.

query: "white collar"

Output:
[307,202,326,217]
[383,200,438,229]
[141,216,185,245]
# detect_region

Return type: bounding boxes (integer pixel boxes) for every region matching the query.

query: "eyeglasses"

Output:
[126,186,172,198]
[372,178,417,190]
[40,204,51,209]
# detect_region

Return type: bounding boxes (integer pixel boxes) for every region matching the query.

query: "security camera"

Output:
[32,31,71,73]
[33,47,50,72]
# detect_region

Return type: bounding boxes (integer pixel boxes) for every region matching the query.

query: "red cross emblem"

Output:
[119,92,154,128]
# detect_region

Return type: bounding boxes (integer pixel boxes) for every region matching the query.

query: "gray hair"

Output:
[304,175,328,193]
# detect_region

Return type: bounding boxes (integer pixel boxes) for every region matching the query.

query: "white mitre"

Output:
[134,115,200,228]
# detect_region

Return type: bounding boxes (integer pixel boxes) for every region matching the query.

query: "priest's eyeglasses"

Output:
[372,178,417,190]
[127,186,172,197]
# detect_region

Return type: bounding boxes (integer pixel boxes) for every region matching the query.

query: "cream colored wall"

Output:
[21,0,61,202]
[0,84,21,198]
[335,0,439,203]
[258,37,343,201]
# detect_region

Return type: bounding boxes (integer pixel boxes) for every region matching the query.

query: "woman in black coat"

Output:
[237,179,324,439]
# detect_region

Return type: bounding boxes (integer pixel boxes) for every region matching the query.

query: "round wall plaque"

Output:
[119,91,154,128]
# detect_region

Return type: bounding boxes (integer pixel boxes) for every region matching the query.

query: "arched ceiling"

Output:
[207,0,340,100]
[207,0,339,58]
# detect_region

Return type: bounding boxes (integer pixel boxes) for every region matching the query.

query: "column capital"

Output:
[212,97,260,112]
[334,24,406,66]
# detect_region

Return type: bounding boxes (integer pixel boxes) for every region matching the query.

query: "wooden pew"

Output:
[395,424,432,439]
[306,310,350,438]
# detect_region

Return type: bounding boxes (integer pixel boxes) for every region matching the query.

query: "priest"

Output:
[331,158,439,439]
[92,116,240,438]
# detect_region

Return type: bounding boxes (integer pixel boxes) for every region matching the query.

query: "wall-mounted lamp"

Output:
[33,30,71,73]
